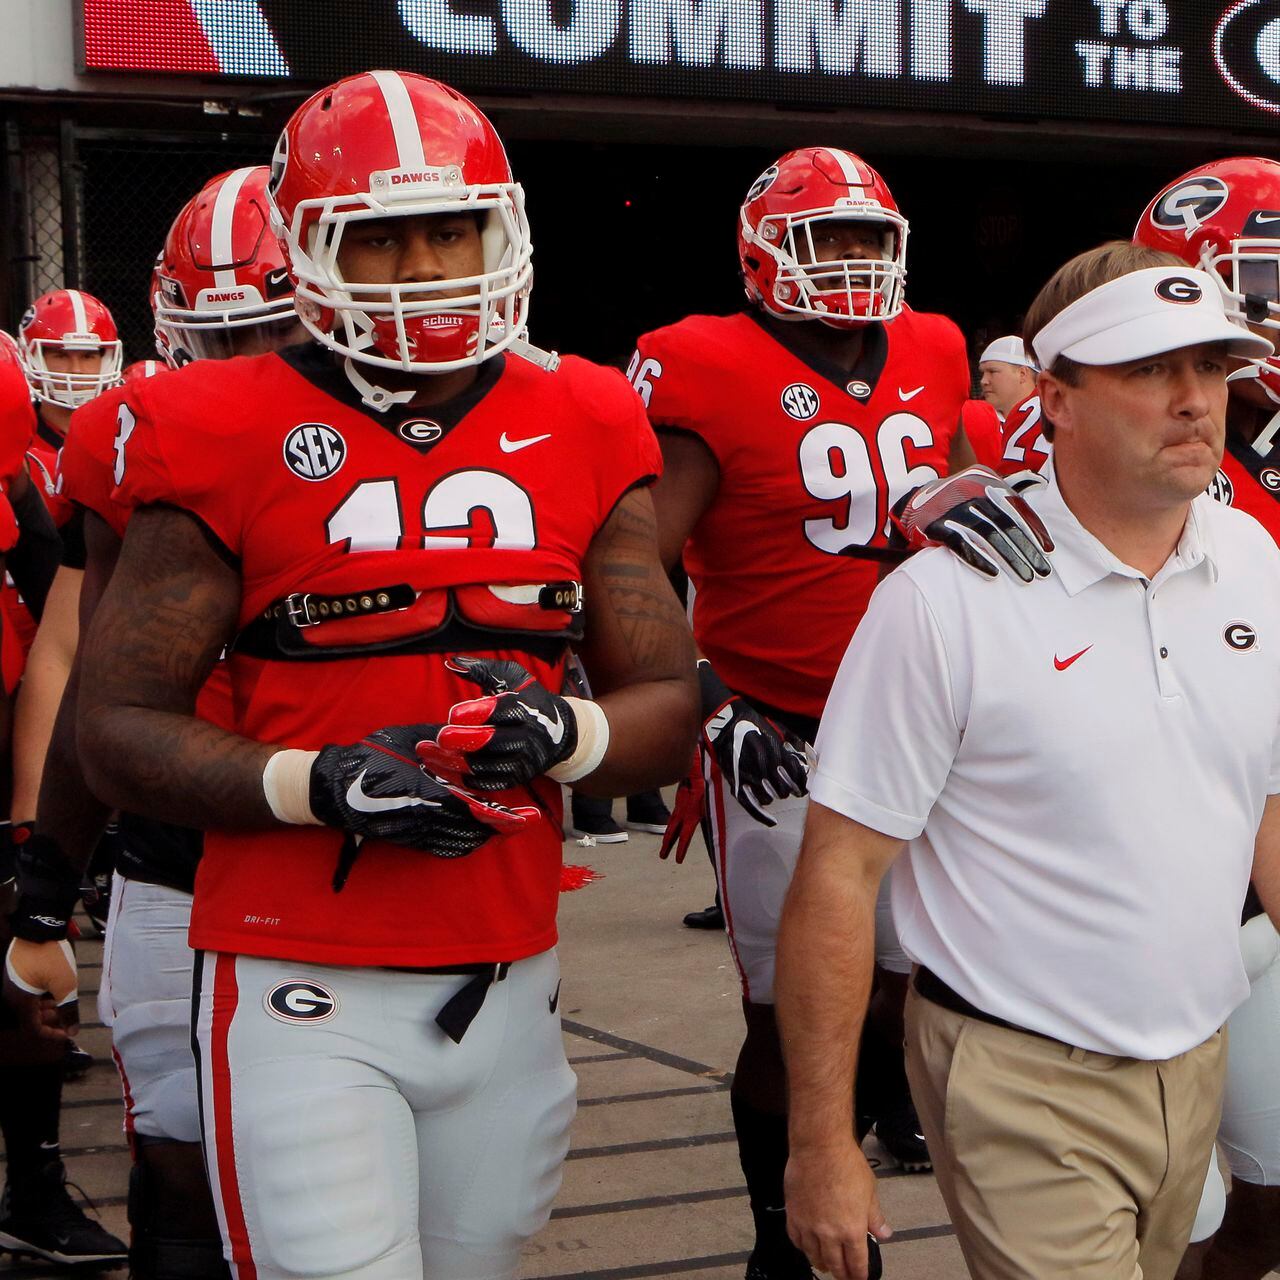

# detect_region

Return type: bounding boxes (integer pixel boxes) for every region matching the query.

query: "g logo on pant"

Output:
[264,980,340,1024]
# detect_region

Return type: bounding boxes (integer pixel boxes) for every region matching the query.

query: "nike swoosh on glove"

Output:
[416,656,579,791]
[891,465,1054,583]
[699,664,808,828]
[310,725,536,858]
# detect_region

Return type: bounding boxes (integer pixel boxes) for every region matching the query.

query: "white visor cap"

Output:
[1032,267,1274,370]
[979,335,1037,369]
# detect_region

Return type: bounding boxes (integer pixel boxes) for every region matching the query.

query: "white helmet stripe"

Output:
[370,70,427,172]
[824,149,867,192]
[65,289,89,336]
[211,167,255,288]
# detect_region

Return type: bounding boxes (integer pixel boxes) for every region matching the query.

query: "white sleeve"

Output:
[810,567,964,840]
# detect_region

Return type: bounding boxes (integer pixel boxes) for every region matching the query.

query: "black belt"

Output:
[385,961,512,1045]
[913,966,1052,1043]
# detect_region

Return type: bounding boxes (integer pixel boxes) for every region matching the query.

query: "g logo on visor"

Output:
[1154,276,1203,305]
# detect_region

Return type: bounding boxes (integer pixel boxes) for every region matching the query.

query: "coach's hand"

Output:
[698,662,808,827]
[3,939,78,1042]
[786,1141,891,1280]
[307,726,536,858]
[892,465,1054,583]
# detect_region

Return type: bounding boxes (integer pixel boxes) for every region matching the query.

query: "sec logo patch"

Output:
[1206,469,1234,505]
[283,423,346,481]
[264,980,339,1024]
[780,383,820,421]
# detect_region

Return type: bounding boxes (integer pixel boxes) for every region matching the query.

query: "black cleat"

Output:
[569,812,629,844]
[63,1041,93,1082]
[682,903,724,930]
[874,1099,933,1172]
[0,1160,127,1268]
[625,791,672,834]
[744,1247,815,1279]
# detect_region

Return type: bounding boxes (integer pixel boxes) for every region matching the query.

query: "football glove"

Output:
[417,656,586,790]
[658,750,707,864]
[699,663,809,827]
[11,831,82,943]
[891,466,1054,583]
[309,726,536,859]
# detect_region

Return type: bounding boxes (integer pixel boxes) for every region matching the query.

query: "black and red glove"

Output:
[891,466,1053,583]
[659,750,707,864]
[417,656,582,790]
[309,725,535,859]
[699,663,808,828]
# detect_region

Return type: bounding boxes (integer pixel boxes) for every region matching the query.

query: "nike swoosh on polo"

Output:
[499,431,551,453]
[731,721,761,791]
[898,386,925,401]
[1054,645,1093,671]
[345,769,441,814]
[527,703,565,745]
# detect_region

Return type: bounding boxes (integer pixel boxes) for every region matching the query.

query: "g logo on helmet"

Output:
[1150,176,1229,234]
[264,980,339,1024]
[747,165,779,203]
[1155,276,1203,304]
[1224,620,1259,651]
[268,131,289,199]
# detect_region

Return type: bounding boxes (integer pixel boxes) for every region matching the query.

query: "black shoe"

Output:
[744,1246,815,1280]
[569,811,629,844]
[63,1041,93,1082]
[682,903,725,930]
[874,1099,932,1172]
[625,791,671,834]
[0,1160,127,1267]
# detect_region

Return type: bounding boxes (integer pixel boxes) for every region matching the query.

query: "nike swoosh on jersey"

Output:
[1053,645,1092,671]
[731,721,762,792]
[527,703,566,745]
[345,769,441,814]
[898,386,925,401]
[499,432,552,453]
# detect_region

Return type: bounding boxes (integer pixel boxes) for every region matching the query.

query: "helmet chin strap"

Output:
[341,355,417,413]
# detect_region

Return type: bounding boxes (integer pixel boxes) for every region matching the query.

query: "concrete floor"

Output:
[1,823,1273,1278]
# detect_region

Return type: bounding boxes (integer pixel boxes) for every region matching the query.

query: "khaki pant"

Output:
[904,985,1227,1280]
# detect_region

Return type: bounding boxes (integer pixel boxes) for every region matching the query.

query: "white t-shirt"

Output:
[811,466,1280,1059]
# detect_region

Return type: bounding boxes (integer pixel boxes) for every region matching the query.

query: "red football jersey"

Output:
[996,393,1050,476]
[960,398,1003,471]
[27,423,74,528]
[0,362,37,666]
[1209,433,1280,545]
[112,345,660,967]
[0,489,21,694]
[633,309,967,719]
[61,386,138,541]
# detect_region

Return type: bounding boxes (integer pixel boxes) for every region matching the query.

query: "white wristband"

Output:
[547,698,610,784]
[263,749,323,826]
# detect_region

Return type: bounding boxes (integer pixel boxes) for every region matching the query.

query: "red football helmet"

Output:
[153,166,299,368]
[18,290,123,409]
[267,70,531,394]
[1136,156,1280,405]
[738,148,908,327]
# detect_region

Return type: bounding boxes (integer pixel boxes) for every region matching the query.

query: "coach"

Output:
[775,242,1280,1280]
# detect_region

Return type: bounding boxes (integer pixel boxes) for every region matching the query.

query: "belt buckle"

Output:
[284,593,318,628]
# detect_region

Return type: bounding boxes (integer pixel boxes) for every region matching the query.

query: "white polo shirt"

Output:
[811,463,1280,1059]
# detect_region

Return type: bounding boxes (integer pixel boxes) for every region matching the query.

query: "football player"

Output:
[6,165,304,1278]
[635,147,1052,1280]
[74,71,696,1280]
[1137,156,1280,1280]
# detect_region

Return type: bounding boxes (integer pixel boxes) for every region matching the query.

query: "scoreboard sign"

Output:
[79,0,1280,129]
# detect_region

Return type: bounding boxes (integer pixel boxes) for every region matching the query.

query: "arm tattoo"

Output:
[77,506,278,830]
[585,488,695,682]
